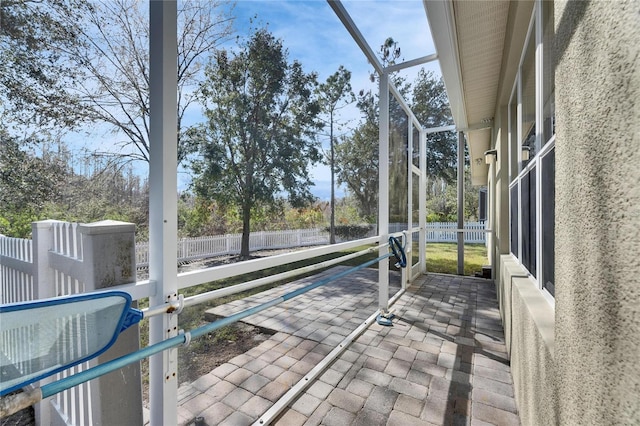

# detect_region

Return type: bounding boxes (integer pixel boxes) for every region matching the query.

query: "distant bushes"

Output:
[326,224,373,240]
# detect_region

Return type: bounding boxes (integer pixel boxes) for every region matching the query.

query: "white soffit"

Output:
[423,0,468,129]
[453,0,510,126]
[424,0,510,186]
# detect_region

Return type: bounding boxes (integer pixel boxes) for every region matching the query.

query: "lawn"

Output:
[426,242,488,276]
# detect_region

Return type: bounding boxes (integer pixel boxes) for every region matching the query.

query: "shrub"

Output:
[327,224,372,240]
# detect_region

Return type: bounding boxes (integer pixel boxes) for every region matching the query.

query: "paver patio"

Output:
[173,267,519,426]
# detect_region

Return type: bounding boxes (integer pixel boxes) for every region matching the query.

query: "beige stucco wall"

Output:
[554,0,640,424]
[489,3,561,423]
[496,255,558,426]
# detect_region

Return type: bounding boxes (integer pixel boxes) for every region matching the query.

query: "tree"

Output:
[0,130,67,236]
[1,0,234,163]
[334,122,378,220]
[0,0,87,131]
[190,28,322,259]
[425,168,480,222]
[317,66,354,243]
[411,69,458,183]
[334,37,407,221]
[335,40,461,221]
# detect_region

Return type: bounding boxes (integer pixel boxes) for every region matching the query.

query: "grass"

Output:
[426,242,489,276]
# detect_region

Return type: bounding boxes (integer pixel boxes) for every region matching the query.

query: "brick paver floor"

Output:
[174,268,519,426]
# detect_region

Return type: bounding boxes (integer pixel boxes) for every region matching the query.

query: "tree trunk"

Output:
[241,204,251,259]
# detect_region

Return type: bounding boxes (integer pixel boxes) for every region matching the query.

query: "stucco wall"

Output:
[554,0,640,424]
[496,255,557,425]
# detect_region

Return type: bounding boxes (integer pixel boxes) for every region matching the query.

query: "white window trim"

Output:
[508,0,555,304]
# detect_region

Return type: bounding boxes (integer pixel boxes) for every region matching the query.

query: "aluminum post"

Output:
[378,73,390,311]
[457,131,465,275]
[419,130,427,274]
[149,1,178,424]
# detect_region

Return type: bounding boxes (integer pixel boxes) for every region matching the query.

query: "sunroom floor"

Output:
[169,268,519,426]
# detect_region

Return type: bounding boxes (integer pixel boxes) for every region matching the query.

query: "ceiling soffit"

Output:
[454,1,510,186]
[453,0,510,126]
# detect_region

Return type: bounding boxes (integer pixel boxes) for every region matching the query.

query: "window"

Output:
[507,0,555,298]
[541,146,555,295]
[509,91,518,182]
[520,27,537,168]
[542,1,555,144]
[521,167,537,277]
[510,183,519,256]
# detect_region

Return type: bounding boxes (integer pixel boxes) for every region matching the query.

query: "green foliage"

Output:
[284,205,324,230]
[2,0,233,163]
[334,121,379,220]
[179,196,224,237]
[0,130,149,237]
[334,44,410,221]
[425,168,480,222]
[190,27,322,258]
[412,70,459,183]
[328,224,372,240]
[317,65,354,244]
[0,0,86,130]
[0,132,65,212]
[0,210,39,238]
[0,131,65,236]
[212,325,239,343]
[336,42,457,222]
[334,198,367,225]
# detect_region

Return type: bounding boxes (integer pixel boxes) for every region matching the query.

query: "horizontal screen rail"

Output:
[177,236,380,290]
[140,244,385,318]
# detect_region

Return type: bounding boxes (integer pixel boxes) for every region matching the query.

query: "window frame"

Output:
[507,0,555,304]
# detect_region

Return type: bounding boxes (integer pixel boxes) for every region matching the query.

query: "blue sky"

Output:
[79,1,442,200]
[212,0,441,200]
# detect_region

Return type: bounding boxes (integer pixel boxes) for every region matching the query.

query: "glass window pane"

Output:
[510,183,519,257]
[509,97,518,182]
[542,148,555,295]
[479,189,487,222]
[529,166,537,278]
[521,167,537,277]
[521,172,531,268]
[521,29,536,168]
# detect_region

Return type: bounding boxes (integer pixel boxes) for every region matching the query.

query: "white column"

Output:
[32,220,56,426]
[79,220,142,425]
[457,131,465,275]
[149,1,179,424]
[419,130,427,274]
[404,121,412,288]
[378,73,390,311]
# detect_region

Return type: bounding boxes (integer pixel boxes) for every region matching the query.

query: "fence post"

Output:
[79,220,143,426]
[32,220,59,426]
[32,220,57,300]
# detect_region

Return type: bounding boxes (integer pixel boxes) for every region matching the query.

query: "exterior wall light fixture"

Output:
[521,146,531,161]
[484,149,497,164]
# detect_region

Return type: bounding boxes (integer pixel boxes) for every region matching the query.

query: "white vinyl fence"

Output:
[0,220,141,426]
[136,222,487,268]
[425,221,487,243]
[1,220,485,425]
